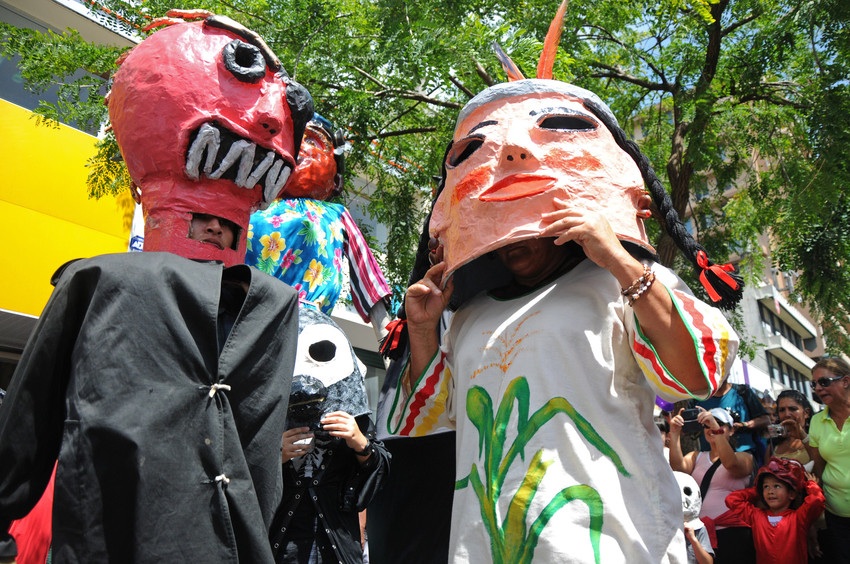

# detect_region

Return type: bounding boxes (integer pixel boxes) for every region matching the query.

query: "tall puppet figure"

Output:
[247,114,392,340]
[0,10,312,563]
[273,306,391,563]
[386,2,742,562]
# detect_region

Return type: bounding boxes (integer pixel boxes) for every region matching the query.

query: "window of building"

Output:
[766,351,813,401]
[759,302,803,349]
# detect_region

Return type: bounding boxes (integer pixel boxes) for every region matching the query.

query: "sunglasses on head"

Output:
[810,375,845,390]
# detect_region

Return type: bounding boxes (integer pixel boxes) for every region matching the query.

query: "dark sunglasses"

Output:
[810,375,845,390]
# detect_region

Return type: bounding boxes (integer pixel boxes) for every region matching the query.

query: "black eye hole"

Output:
[683,486,693,496]
[446,136,484,168]
[223,39,266,83]
[309,340,336,362]
[538,115,597,131]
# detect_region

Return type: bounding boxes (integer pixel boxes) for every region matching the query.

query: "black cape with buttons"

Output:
[272,415,389,564]
[0,252,298,563]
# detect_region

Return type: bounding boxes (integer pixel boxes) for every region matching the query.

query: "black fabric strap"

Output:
[354,440,372,456]
[700,457,723,501]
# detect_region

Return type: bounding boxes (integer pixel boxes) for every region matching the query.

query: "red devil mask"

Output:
[281,122,344,200]
[108,12,313,266]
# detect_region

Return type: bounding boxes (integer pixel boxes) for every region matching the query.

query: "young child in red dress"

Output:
[724,457,824,564]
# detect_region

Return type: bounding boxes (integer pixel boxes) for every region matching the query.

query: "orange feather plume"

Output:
[537,0,569,79]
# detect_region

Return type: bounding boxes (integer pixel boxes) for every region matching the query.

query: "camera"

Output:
[680,408,703,434]
[765,424,787,439]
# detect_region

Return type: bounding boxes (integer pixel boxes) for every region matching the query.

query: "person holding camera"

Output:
[275,412,390,564]
[670,406,756,564]
[272,307,391,564]
[690,381,771,468]
[769,390,814,469]
[766,390,827,562]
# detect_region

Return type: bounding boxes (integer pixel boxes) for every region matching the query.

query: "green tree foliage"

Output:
[2,0,847,349]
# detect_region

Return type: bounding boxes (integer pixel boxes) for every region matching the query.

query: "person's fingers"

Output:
[408,267,445,298]
[423,262,448,287]
[322,410,351,420]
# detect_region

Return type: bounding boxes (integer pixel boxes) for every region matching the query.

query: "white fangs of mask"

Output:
[185,122,293,203]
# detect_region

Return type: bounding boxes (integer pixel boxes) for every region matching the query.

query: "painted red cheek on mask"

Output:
[452,167,491,204]
[544,149,604,171]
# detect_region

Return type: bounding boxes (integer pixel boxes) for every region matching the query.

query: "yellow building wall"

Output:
[0,99,131,317]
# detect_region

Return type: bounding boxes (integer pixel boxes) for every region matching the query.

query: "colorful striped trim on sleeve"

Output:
[387,352,453,437]
[633,286,737,401]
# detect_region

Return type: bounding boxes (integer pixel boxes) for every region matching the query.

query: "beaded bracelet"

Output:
[621,264,656,306]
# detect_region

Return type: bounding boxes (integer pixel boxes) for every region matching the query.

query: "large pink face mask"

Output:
[108,15,313,266]
[431,79,652,279]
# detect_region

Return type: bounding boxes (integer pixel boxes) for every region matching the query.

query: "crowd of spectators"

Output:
[662,355,850,564]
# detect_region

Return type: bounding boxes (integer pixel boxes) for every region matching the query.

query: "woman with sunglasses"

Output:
[793,357,850,562]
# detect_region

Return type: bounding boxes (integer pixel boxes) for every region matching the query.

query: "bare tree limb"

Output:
[449,73,475,98]
[810,21,825,74]
[734,93,807,110]
[358,126,438,141]
[588,62,671,92]
[578,25,670,86]
[320,75,463,109]
[377,84,440,133]
[720,11,761,37]
[391,91,461,109]
[474,59,495,87]
[292,12,353,78]
[351,65,389,89]
[714,80,808,110]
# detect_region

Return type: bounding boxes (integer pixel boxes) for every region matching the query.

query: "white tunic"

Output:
[389,260,738,563]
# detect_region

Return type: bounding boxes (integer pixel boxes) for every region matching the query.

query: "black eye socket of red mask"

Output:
[223,39,267,83]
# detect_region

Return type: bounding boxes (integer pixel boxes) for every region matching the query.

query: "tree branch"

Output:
[720,11,761,37]
[351,64,389,89]
[449,73,475,98]
[578,25,671,86]
[810,21,825,74]
[695,0,727,98]
[474,59,495,87]
[358,126,438,141]
[715,80,808,110]
[321,73,463,110]
[734,93,808,110]
[587,62,671,92]
[391,91,462,109]
[215,0,272,26]
[293,13,353,78]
